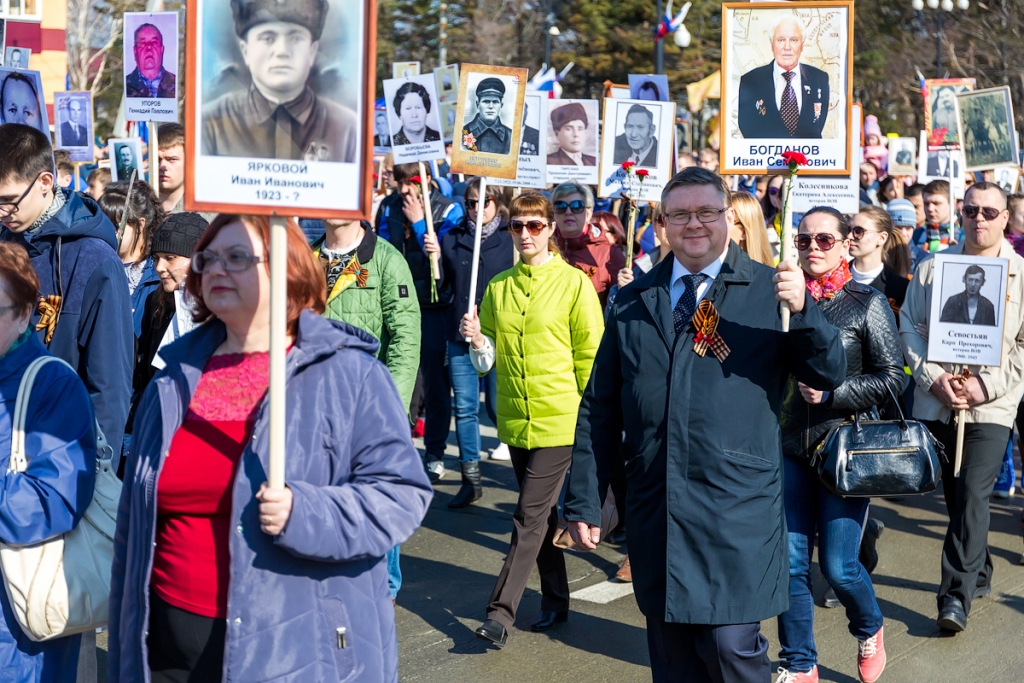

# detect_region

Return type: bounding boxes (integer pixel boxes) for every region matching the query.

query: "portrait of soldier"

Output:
[461,77,512,155]
[201,0,359,163]
[391,81,440,146]
[115,143,139,181]
[546,102,595,166]
[519,100,540,156]
[126,23,176,99]
[612,103,659,167]
[60,97,89,147]
[940,265,996,326]
[737,15,830,139]
[931,86,958,139]
[0,71,43,132]
[894,142,913,167]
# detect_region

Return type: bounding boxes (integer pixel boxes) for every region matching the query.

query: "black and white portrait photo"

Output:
[722,2,853,175]
[449,64,527,181]
[924,79,973,147]
[109,138,143,182]
[544,99,598,185]
[383,73,444,164]
[957,86,1018,172]
[373,108,391,151]
[4,47,29,70]
[888,136,916,176]
[392,61,419,79]
[0,68,48,134]
[0,23,9,67]
[492,93,547,190]
[927,254,1008,367]
[994,166,1020,194]
[628,74,670,102]
[440,102,457,143]
[188,0,374,218]
[598,98,675,201]
[124,12,178,121]
[54,91,95,162]
[925,148,961,178]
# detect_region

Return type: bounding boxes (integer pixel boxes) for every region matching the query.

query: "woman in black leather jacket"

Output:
[775,207,905,683]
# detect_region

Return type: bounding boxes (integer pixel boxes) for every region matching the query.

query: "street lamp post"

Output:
[911,0,970,78]
[655,0,664,74]
[543,0,557,68]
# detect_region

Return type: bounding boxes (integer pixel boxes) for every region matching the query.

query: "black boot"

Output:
[448,461,483,509]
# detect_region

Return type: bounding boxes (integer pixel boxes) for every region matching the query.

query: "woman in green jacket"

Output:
[460,192,603,648]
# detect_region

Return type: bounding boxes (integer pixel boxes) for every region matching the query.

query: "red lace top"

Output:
[151,351,269,619]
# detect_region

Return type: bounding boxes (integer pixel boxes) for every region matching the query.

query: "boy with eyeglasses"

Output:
[551,181,625,307]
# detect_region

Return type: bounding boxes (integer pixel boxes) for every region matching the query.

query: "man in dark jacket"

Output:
[376,162,464,480]
[565,168,846,683]
[0,123,133,467]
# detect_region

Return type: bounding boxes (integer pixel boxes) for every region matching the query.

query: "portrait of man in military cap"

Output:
[200,0,359,163]
[460,76,513,155]
[449,64,527,181]
[547,101,596,166]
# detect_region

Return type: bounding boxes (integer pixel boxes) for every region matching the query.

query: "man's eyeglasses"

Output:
[554,200,586,215]
[0,173,41,217]
[963,205,1004,221]
[509,220,550,236]
[849,226,880,240]
[795,233,838,251]
[191,249,267,273]
[465,196,493,211]
[664,208,727,226]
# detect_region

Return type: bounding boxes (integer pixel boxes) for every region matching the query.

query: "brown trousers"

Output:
[486,445,572,628]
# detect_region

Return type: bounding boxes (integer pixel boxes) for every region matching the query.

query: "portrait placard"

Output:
[917,129,965,196]
[790,102,861,215]
[108,138,144,182]
[54,91,95,163]
[491,93,546,189]
[4,47,29,70]
[888,136,917,177]
[924,78,974,149]
[0,22,8,66]
[628,74,670,102]
[993,165,1021,194]
[124,12,179,122]
[372,107,391,153]
[598,98,675,201]
[956,86,1018,172]
[544,99,599,185]
[186,0,376,219]
[927,254,1008,367]
[720,1,853,176]
[434,64,459,104]
[606,83,630,99]
[440,102,458,144]
[450,64,527,181]
[393,62,420,79]
[383,74,445,164]
[0,68,48,133]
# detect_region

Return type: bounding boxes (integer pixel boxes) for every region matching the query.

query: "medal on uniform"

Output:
[692,300,730,362]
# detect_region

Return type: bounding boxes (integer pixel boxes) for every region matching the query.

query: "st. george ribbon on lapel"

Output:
[691,299,730,362]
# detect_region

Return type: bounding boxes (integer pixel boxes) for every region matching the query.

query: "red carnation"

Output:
[780,150,808,166]
[929,127,948,147]
[636,169,649,178]
[621,160,636,171]
[410,175,423,184]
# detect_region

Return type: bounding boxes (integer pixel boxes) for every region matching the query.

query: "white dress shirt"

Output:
[564,149,584,165]
[773,62,803,115]
[631,139,656,166]
[669,248,728,310]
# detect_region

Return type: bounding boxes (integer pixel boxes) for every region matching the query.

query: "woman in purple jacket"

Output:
[108,215,433,683]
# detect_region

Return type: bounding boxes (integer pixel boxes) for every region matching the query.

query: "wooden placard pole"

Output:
[268,215,287,490]
[148,121,159,194]
[624,201,639,268]
[779,173,796,332]
[417,161,440,280]
[465,176,488,341]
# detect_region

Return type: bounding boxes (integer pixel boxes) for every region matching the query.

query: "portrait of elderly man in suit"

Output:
[612,103,659,168]
[737,15,830,139]
[60,98,90,148]
[125,23,176,99]
[201,0,359,162]
[546,102,595,166]
[940,264,997,326]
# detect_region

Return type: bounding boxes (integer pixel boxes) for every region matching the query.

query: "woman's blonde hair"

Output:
[730,192,775,266]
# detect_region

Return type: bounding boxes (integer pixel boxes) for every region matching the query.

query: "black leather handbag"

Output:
[813,390,942,498]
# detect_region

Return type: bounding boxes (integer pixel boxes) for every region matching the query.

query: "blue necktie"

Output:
[673,274,707,335]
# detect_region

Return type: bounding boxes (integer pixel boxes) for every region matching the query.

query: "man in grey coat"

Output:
[565,167,846,683]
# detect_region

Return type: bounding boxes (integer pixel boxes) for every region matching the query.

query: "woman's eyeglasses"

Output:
[795,234,838,251]
[963,205,1003,221]
[553,200,586,215]
[465,196,493,211]
[508,220,550,236]
[191,249,267,273]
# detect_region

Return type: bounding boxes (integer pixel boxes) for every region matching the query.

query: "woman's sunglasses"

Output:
[554,200,586,215]
[849,225,880,240]
[465,196,493,211]
[795,234,838,251]
[509,220,550,236]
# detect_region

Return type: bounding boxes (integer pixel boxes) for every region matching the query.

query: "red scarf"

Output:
[804,260,852,302]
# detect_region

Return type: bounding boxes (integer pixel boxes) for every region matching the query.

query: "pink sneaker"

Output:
[775,666,818,683]
[857,626,886,683]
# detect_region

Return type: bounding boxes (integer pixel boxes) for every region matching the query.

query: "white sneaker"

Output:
[426,460,445,481]
[490,443,511,460]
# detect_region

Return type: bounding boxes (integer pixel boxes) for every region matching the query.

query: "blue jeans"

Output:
[777,456,884,673]
[387,546,401,599]
[447,341,497,464]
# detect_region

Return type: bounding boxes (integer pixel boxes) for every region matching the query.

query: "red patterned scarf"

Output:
[804,260,851,302]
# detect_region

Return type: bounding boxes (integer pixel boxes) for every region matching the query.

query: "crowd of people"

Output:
[0,102,1022,683]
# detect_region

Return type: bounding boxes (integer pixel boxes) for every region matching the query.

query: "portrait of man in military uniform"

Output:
[200,0,359,163]
[460,77,512,155]
[519,99,540,157]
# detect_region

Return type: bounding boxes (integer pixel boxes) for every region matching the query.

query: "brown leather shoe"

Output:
[615,556,632,582]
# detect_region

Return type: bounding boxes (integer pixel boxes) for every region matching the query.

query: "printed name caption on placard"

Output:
[198,157,361,211]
